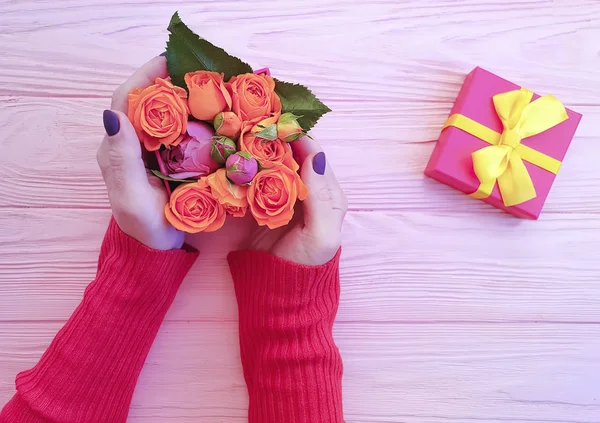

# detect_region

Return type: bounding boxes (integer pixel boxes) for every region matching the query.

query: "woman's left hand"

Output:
[96,56,184,251]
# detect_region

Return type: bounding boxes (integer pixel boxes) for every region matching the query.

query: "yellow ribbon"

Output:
[443,88,569,207]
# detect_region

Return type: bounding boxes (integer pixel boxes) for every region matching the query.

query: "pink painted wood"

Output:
[1,1,600,422]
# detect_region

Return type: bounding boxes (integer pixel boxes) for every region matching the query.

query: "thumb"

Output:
[98,110,149,194]
[300,151,347,236]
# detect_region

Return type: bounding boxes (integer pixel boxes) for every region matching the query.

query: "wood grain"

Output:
[0,97,598,213]
[2,208,600,323]
[1,321,599,423]
[2,0,600,421]
[1,0,599,103]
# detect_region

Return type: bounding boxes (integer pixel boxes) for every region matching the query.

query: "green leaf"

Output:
[237,151,255,160]
[166,12,253,88]
[255,124,278,141]
[278,112,303,124]
[150,169,197,183]
[274,80,331,132]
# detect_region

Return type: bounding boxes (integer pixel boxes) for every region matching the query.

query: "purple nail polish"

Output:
[103,110,120,136]
[313,152,326,175]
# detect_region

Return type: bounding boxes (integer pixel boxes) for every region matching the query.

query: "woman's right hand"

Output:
[247,136,348,266]
[97,56,184,251]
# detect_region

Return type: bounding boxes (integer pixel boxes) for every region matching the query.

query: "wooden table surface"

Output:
[1,1,600,422]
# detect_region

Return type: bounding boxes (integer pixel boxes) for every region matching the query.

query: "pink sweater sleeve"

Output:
[228,249,345,423]
[0,219,198,423]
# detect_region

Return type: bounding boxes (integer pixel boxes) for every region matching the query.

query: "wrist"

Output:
[113,212,184,251]
[101,217,197,280]
[228,248,341,321]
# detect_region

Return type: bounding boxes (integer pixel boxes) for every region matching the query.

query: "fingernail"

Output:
[103,110,120,136]
[313,152,326,175]
[159,51,167,57]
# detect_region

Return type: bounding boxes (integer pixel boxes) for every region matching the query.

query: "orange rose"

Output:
[128,77,189,151]
[224,204,248,217]
[214,111,242,139]
[248,165,308,229]
[185,71,232,121]
[239,117,299,172]
[206,169,248,208]
[228,73,282,121]
[164,179,226,233]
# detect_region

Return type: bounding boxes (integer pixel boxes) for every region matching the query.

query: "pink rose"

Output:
[226,152,258,185]
[161,121,220,179]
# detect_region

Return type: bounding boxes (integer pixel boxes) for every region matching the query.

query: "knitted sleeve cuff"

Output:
[2,218,198,423]
[228,249,345,423]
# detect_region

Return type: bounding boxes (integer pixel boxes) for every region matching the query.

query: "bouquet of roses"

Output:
[127,12,330,233]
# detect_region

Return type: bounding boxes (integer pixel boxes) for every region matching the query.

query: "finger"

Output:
[293,136,343,198]
[291,135,321,167]
[111,56,168,113]
[97,110,149,198]
[300,150,347,235]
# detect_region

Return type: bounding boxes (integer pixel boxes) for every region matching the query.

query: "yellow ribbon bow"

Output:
[443,88,569,207]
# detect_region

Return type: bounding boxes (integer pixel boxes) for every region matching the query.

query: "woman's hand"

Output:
[248,137,348,266]
[97,57,184,250]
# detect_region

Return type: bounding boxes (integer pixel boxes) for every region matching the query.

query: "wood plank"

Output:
[2,1,599,423]
[1,97,599,213]
[1,0,599,104]
[2,208,600,323]
[1,321,599,422]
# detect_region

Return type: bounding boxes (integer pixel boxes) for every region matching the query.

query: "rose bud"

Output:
[226,152,258,185]
[160,121,220,179]
[277,112,305,142]
[210,136,237,164]
[214,111,242,139]
[185,71,232,121]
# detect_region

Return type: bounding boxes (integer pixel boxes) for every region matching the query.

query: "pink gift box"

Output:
[155,67,271,196]
[425,67,582,219]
